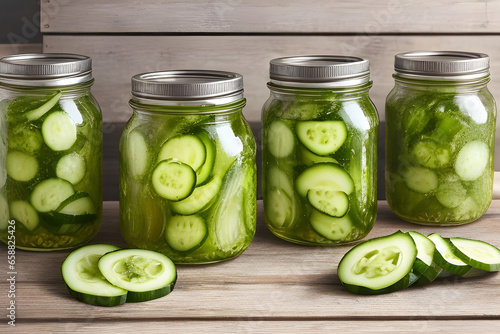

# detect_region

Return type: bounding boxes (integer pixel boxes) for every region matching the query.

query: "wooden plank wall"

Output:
[35,0,500,199]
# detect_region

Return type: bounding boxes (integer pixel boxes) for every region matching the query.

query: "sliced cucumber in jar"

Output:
[298,143,338,166]
[454,140,489,181]
[296,163,354,197]
[42,111,77,151]
[98,249,177,303]
[296,120,347,155]
[25,92,62,121]
[337,231,418,295]
[165,215,207,252]
[402,166,438,194]
[195,131,216,186]
[411,140,450,169]
[49,192,98,225]
[267,166,294,197]
[62,244,127,307]
[309,209,353,241]
[7,123,43,154]
[30,178,75,212]
[449,238,500,272]
[6,150,39,182]
[56,152,86,185]
[428,233,471,276]
[157,134,206,171]
[307,189,349,218]
[9,200,39,231]
[151,160,196,201]
[170,175,222,215]
[435,181,467,209]
[266,120,295,158]
[264,188,294,229]
[124,129,149,180]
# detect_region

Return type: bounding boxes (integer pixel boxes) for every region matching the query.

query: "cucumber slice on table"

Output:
[296,120,347,155]
[403,166,438,194]
[157,134,206,171]
[411,140,450,169]
[62,244,127,307]
[428,233,471,276]
[30,178,75,212]
[296,163,354,197]
[124,129,149,179]
[449,238,500,272]
[165,215,207,252]
[307,189,348,218]
[151,160,196,201]
[56,152,86,185]
[309,209,353,241]
[170,175,222,215]
[408,231,441,285]
[267,120,295,158]
[195,131,216,186]
[338,231,418,295]
[454,140,489,181]
[98,249,176,302]
[42,111,77,151]
[9,200,39,231]
[6,150,38,182]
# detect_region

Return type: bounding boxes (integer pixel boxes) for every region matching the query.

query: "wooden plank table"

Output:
[2,201,500,333]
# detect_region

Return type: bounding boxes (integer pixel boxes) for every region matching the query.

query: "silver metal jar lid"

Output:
[0,53,93,87]
[394,51,490,80]
[131,70,244,105]
[269,55,370,88]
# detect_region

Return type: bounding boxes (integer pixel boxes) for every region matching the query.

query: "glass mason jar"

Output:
[386,51,496,225]
[0,53,103,250]
[262,56,379,245]
[120,70,256,264]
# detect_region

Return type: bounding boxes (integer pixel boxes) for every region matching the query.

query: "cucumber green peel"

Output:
[338,231,500,295]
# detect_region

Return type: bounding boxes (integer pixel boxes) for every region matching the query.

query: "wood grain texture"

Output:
[43,35,500,124]
[0,43,41,57]
[1,201,500,325]
[40,0,500,33]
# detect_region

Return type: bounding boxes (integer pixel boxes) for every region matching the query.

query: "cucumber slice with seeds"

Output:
[264,188,294,229]
[151,160,196,201]
[56,152,86,185]
[165,215,207,252]
[42,111,77,151]
[267,120,295,158]
[170,175,222,215]
[403,166,438,194]
[9,200,39,231]
[62,244,127,307]
[296,163,354,197]
[98,249,176,302]
[428,233,471,276]
[435,181,467,209]
[310,209,353,241]
[6,150,38,182]
[158,134,206,171]
[449,238,500,272]
[411,140,450,169]
[30,178,75,212]
[338,231,418,295]
[455,140,489,181]
[296,120,347,155]
[307,189,348,218]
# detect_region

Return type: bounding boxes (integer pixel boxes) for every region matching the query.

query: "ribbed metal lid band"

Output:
[394,51,489,75]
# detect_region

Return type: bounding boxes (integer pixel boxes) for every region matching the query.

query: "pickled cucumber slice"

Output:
[298,144,338,166]
[411,140,450,169]
[455,140,489,181]
[42,111,77,151]
[402,166,438,194]
[6,150,38,182]
[158,134,206,171]
[296,120,347,155]
[56,152,86,185]
[264,188,294,229]
[30,178,75,212]
[267,120,295,158]
[9,200,39,231]
[7,123,43,154]
[307,189,349,218]
[165,215,207,252]
[309,209,353,241]
[296,163,354,197]
[170,175,222,215]
[25,92,62,121]
[151,160,196,201]
[435,181,467,208]
[125,129,149,180]
[195,131,216,186]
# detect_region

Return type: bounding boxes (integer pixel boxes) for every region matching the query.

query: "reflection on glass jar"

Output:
[119,70,256,264]
[261,56,379,245]
[385,51,496,225]
[0,54,102,250]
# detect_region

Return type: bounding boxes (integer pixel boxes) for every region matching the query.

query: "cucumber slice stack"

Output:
[62,245,177,306]
[338,231,500,295]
